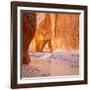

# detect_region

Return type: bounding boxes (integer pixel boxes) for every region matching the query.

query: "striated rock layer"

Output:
[29,13,79,52]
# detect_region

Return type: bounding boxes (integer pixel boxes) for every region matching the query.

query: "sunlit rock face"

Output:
[55,14,79,50]
[29,13,79,52]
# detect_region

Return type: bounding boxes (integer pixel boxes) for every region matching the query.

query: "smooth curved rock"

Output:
[22,13,36,64]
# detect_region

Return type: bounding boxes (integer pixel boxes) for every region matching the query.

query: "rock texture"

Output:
[22,12,36,64]
[29,13,79,52]
[55,14,79,50]
[22,12,79,64]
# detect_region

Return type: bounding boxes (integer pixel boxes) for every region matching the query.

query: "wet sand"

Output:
[22,59,79,78]
[22,51,79,78]
[30,59,79,76]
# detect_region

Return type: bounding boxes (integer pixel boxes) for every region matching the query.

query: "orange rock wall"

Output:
[29,13,79,52]
[55,14,79,50]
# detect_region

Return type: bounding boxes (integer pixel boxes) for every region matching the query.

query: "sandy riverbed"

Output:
[22,51,79,78]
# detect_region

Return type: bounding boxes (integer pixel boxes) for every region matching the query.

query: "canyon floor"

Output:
[22,51,79,78]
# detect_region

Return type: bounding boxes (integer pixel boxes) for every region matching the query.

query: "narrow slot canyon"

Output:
[22,12,79,78]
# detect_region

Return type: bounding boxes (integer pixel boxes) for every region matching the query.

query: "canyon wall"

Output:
[22,12,36,63]
[29,13,79,52]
